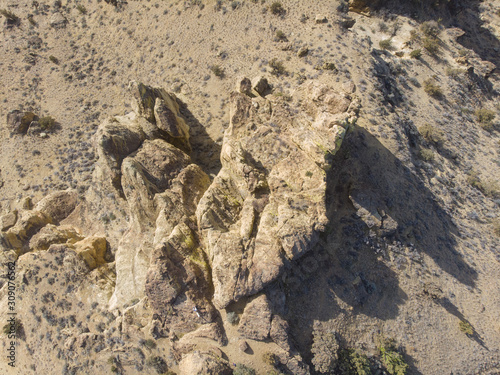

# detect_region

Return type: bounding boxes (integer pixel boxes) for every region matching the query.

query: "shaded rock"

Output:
[270,315,293,352]
[6,110,37,135]
[239,340,250,353]
[340,17,356,29]
[178,351,232,375]
[252,76,270,96]
[0,210,17,231]
[29,224,83,251]
[315,14,327,23]
[298,47,309,57]
[238,294,272,341]
[349,0,373,15]
[237,77,253,96]
[154,97,191,153]
[196,81,357,308]
[49,12,67,29]
[35,190,78,223]
[129,81,178,124]
[2,210,52,250]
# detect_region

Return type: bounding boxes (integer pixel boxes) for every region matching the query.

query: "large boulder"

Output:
[35,190,78,223]
[238,294,272,341]
[178,351,233,375]
[196,81,358,308]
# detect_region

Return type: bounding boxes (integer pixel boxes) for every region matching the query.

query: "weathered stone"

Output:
[236,77,252,96]
[315,14,327,24]
[29,224,83,251]
[73,236,108,270]
[340,17,356,29]
[179,351,233,375]
[298,47,309,57]
[35,190,78,223]
[154,97,191,152]
[179,322,226,345]
[6,110,37,134]
[27,120,42,136]
[196,81,357,307]
[238,294,272,341]
[3,210,52,250]
[349,0,372,15]
[0,210,17,231]
[49,12,67,29]
[129,81,173,124]
[252,76,270,96]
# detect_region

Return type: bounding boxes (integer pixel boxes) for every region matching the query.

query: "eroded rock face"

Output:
[196,81,358,308]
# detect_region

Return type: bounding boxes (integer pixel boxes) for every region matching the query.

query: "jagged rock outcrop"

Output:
[196,80,358,308]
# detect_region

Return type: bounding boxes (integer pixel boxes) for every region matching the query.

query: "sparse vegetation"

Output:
[275,29,287,42]
[39,116,56,131]
[475,108,496,130]
[338,349,372,375]
[270,2,285,16]
[423,36,440,55]
[76,4,87,14]
[143,338,157,349]
[493,219,500,237]
[423,79,443,99]
[410,49,421,59]
[269,58,286,76]
[379,339,408,375]
[210,64,225,78]
[226,311,239,324]
[459,321,473,336]
[146,356,168,374]
[2,319,23,337]
[379,39,392,50]
[421,21,440,38]
[419,124,444,145]
[262,352,278,366]
[419,148,434,162]
[234,364,256,375]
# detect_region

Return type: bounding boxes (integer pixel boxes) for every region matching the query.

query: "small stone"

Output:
[252,76,270,96]
[22,197,33,210]
[49,12,67,29]
[40,132,48,138]
[0,210,18,232]
[315,14,328,24]
[239,340,250,353]
[298,47,309,57]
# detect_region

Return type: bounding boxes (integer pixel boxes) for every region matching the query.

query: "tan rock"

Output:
[154,97,191,153]
[29,224,83,251]
[35,190,78,223]
[73,236,108,270]
[3,210,52,250]
[0,210,17,231]
[252,76,270,96]
[238,294,272,341]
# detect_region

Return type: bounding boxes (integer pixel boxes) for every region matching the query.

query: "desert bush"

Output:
[0,9,19,21]
[275,29,287,41]
[338,349,371,375]
[410,49,421,59]
[423,36,440,55]
[423,79,442,99]
[146,356,168,374]
[2,319,23,337]
[475,108,496,130]
[419,148,434,162]
[269,58,286,76]
[76,4,87,14]
[39,116,56,130]
[421,21,440,37]
[379,39,392,50]
[446,67,465,79]
[270,2,285,15]
[234,364,256,375]
[418,124,444,145]
[226,311,239,324]
[210,64,225,78]
[262,352,278,366]
[379,339,408,375]
[459,321,473,335]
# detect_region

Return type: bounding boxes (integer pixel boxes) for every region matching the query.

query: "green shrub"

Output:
[323,62,337,71]
[210,64,225,78]
[475,108,496,130]
[234,364,256,375]
[459,321,473,335]
[39,116,56,130]
[144,338,157,349]
[421,21,440,37]
[49,55,59,64]
[338,349,371,375]
[275,29,287,41]
[379,340,408,375]
[419,148,434,162]
[146,356,168,374]
[269,58,286,76]
[270,2,285,15]
[419,124,444,145]
[410,49,421,59]
[76,4,87,14]
[423,79,442,99]
[262,352,278,366]
[2,320,23,337]
[226,311,239,324]
[379,39,392,50]
[423,36,440,55]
